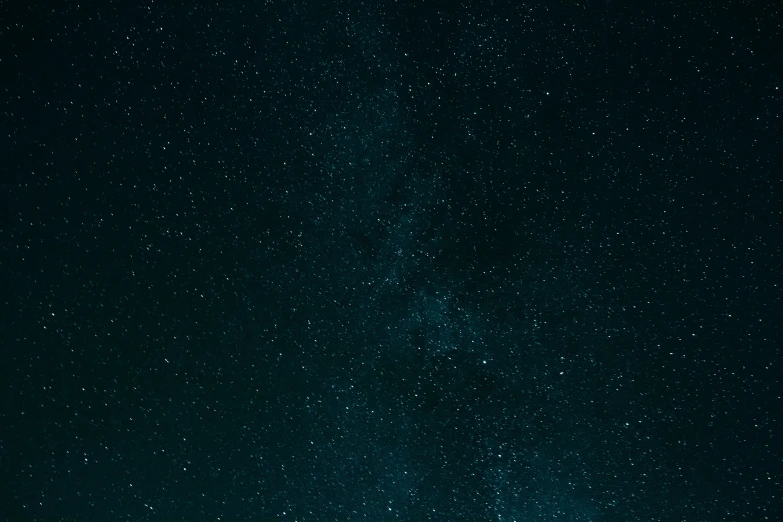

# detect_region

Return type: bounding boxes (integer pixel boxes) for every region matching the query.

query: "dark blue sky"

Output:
[1,1,780,520]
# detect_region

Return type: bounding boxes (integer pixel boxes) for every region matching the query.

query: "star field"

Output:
[1,1,781,520]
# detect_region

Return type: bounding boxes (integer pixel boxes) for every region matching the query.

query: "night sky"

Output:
[1,1,781,521]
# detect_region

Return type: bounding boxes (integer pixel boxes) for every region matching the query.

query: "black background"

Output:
[1,1,781,520]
